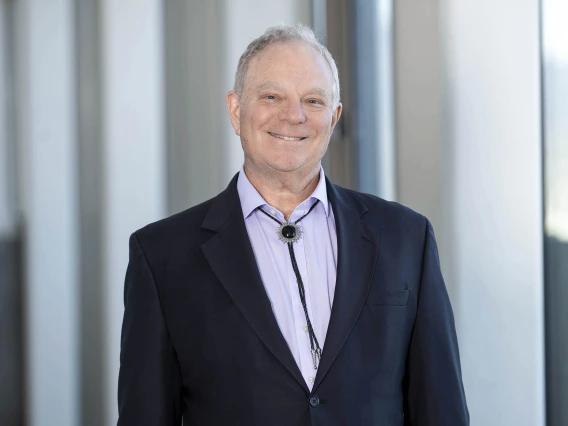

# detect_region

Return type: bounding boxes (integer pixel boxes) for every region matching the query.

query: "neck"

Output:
[244,161,321,221]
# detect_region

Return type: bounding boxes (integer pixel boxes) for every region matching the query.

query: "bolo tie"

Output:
[258,200,322,370]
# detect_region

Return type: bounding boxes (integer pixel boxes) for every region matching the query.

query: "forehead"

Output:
[245,41,334,92]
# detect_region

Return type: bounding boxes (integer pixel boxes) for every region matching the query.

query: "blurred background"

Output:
[0,0,566,425]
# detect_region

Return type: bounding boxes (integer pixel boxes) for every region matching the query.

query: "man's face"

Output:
[227,42,342,177]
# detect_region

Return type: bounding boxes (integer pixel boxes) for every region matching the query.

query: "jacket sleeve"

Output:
[117,233,183,425]
[403,218,469,425]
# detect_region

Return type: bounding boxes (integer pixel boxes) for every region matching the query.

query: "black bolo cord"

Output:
[258,200,322,369]
[287,238,321,367]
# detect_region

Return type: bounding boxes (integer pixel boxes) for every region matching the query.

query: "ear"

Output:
[330,102,343,132]
[226,91,241,136]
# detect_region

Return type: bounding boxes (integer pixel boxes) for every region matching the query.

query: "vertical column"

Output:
[439,1,545,425]
[15,1,80,425]
[75,0,104,425]
[394,0,443,235]
[395,0,545,424]
[0,0,7,236]
[100,1,166,425]
[164,0,227,213]
[542,0,568,424]
[323,0,395,197]
[0,2,23,425]
[324,0,355,189]
[375,0,396,200]
[352,0,396,198]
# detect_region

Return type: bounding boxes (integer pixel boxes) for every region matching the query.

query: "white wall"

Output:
[15,1,80,425]
[440,2,544,425]
[396,1,544,425]
[100,1,167,425]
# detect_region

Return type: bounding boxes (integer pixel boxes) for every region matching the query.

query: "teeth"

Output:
[270,132,303,141]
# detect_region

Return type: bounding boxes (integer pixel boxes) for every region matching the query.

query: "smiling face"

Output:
[226,41,342,179]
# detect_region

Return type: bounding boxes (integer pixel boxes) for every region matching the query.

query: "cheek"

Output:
[239,115,258,141]
[313,114,334,139]
[246,106,273,127]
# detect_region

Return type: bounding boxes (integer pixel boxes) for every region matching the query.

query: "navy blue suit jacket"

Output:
[117,174,469,425]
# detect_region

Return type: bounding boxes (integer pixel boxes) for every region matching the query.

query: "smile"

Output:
[268,132,306,141]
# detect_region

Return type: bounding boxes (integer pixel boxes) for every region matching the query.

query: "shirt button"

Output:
[270,210,276,215]
[308,376,315,383]
[303,326,309,332]
[309,396,320,407]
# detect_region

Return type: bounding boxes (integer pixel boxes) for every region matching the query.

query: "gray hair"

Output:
[233,24,340,107]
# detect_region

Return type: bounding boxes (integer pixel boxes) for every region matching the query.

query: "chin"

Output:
[264,155,305,172]
[270,160,319,176]
[268,163,302,173]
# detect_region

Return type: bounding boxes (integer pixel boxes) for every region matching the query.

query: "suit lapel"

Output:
[312,180,381,391]
[200,174,309,393]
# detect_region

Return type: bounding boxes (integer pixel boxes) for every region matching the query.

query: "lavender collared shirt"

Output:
[237,167,338,389]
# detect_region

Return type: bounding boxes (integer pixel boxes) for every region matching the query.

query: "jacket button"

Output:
[309,396,320,407]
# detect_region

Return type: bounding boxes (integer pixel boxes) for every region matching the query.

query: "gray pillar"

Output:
[75,0,104,425]
[394,0,443,235]
[0,5,22,425]
[164,0,228,214]
[352,0,395,198]
[324,0,396,198]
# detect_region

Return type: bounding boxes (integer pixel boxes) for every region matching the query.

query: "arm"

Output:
[403,219,469,425]
[117,233,183,425]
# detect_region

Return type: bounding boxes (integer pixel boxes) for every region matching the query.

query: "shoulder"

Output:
[332,184,428,239]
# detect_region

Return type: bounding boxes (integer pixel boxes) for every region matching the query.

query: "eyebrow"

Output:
[255,83,330,98]
[305,88,329,98]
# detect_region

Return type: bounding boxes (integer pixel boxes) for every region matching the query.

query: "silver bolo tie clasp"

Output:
[311,348,322,369]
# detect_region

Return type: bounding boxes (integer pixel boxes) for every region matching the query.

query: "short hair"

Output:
[233,24,340,108]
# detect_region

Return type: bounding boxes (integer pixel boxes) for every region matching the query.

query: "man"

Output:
[118,25,469,425]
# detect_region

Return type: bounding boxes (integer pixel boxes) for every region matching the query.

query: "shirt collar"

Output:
[237,165,330,219]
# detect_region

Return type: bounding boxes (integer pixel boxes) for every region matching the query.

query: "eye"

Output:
[266,95,276,100]
[307,99,324,105]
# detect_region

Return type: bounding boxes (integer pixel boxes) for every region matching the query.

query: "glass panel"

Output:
[542,1,568,425]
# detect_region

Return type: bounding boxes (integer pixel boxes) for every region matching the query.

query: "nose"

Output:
[278,98,307,124]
